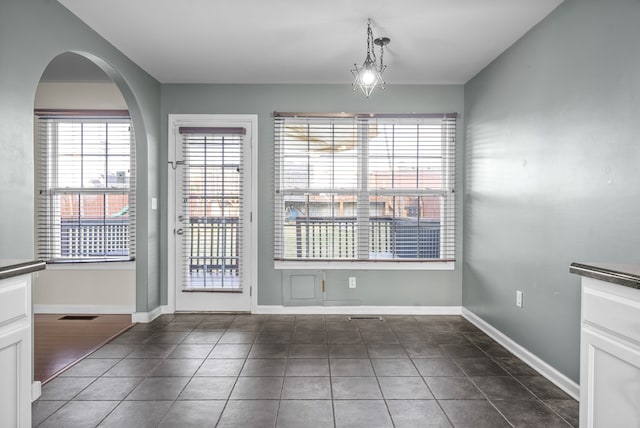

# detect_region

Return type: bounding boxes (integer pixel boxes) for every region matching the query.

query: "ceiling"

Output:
[56,0,563,85]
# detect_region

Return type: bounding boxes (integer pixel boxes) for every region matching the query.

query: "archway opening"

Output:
[33,52,137,383]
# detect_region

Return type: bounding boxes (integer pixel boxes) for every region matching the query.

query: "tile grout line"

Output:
[273,330,291,428]
[471,330,576,427]
[464,332,573,427]
[211,314,242,428]
[402,319,457,428]
[156,322,219,427]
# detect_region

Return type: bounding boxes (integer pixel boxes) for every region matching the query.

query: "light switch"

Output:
[516,290,523,308]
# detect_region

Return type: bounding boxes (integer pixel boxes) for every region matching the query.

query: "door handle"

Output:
[175,228,184,235]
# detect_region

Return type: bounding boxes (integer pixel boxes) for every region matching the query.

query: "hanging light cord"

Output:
[367,20,377,67]
[378,34,385,71]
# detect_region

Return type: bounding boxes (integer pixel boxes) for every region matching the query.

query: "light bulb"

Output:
[361,69,376,85]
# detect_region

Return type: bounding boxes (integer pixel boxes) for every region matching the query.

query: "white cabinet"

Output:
[0,272,34,427]
[579,275,640,428]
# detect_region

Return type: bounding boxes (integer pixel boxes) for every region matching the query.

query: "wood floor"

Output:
[34,314,134,384]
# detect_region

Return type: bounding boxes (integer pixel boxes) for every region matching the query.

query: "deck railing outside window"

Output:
[287,216,440,260]
[60,215,439,266]
[60,219,130,258]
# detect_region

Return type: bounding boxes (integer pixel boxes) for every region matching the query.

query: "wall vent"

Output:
[58,315,98,320]
[348,316,384,321]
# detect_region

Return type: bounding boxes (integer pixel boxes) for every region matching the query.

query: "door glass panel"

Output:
[181,133,243,290]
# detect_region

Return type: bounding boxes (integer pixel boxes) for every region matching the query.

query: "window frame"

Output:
[273,112,457,270]
[35,110,136,264]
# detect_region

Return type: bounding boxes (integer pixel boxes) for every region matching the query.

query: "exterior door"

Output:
[169,115,254,312]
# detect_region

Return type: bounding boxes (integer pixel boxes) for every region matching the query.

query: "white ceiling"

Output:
[57,0,563,85]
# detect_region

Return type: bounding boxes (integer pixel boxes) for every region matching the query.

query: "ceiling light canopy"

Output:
[351,19,390,98]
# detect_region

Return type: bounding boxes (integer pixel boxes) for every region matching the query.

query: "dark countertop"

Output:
[570,262,640,290]
[0,259,46,281]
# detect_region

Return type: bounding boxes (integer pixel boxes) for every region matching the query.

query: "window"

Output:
[274,112,456,265]
[35,111,135,262]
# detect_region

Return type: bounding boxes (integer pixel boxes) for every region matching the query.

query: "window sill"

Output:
[45,260,135,271]
[274,260,455,271]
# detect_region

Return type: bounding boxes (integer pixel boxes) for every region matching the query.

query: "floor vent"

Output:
[348,316,384,321]
[58,315,98,321]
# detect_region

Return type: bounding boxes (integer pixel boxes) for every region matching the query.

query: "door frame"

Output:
[167,114,258,313]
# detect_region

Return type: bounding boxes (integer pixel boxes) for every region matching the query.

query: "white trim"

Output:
[274,261,455,271]
[461,307,580,401]
[167,149,176,314]
[32,381,41,402]
[34,304,135,315]
[167,147,176,314]
[254,305,461,315]
[44,261,135,271]
[249,118,258,315]
[131,305,172,323]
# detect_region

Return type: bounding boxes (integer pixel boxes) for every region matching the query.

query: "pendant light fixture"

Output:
[351,19,390,98]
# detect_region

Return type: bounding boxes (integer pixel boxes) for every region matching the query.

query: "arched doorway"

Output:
[32,52,139,382]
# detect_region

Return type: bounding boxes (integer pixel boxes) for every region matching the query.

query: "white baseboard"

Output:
[461,308,580,401]
[34,304,135,315]
[32,381,41,402]
[132,305,172,323]
[253,305,462,315]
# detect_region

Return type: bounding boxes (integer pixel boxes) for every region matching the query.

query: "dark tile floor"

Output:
[33,314,579,427]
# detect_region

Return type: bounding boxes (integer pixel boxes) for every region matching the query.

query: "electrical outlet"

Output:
[516,290,523,308]
[349,277,357,288]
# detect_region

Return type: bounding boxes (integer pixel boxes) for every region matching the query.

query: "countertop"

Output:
[0,259,46,281]
[570,262,640,290]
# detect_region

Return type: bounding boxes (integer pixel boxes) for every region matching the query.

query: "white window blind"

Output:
[35,111,135,262]
[178,127,245,289]
[274,112,456,263]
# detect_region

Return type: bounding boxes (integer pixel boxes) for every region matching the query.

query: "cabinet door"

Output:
[580,326,640,428]
[0,326,31,427]
[0,274,32,428]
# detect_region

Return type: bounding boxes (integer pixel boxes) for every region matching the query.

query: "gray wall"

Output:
[0,0,162,312]
[161,84,464,306]
[463,0,640,382]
